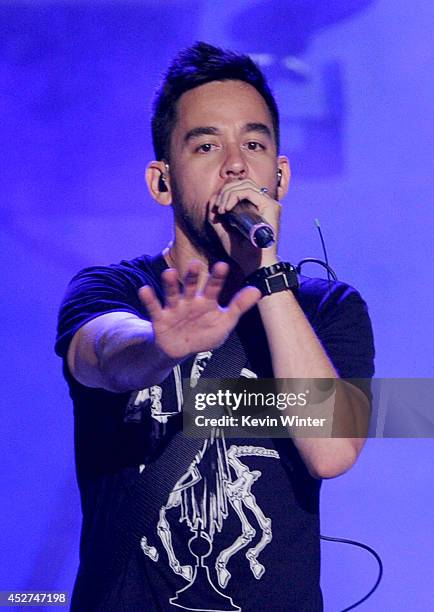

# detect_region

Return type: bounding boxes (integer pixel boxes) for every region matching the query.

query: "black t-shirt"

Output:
[55,253,375,612]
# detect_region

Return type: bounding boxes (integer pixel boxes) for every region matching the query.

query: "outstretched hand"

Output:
[138,261,261,361]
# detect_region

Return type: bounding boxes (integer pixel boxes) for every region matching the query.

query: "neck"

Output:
[163,229,244,304]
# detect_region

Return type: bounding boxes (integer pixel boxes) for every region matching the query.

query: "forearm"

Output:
[258,290,369,479]
[70,315,179,393]
[258,290,336,378]
[97,319,182,392]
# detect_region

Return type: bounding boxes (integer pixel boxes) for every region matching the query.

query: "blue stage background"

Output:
[1,1,432,609]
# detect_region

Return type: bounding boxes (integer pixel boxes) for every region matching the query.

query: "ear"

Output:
[276,155,291,200]
[145,161,172,206]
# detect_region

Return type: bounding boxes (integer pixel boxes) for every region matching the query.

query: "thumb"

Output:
[228,286,261,320]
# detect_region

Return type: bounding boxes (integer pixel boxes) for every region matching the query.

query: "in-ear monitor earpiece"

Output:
[277,168,282,187]
[158,174,168,193]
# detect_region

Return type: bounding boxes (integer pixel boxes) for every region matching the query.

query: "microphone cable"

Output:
[320,534,384,610]
[296,218,338,282]
[299,218,384,609]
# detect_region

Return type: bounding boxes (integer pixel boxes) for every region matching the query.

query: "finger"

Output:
[230,187,268,210]
[227,286,262,319]
[217,180,261,212]
[207,198,219,224]
[182,260,202,299]
[219,186,265,214]
[208,193,219,211]
[218,184,249,213]
[138,285,163,320]
[217,179,257,202]
[203,261,229,301]
[214,181,245,213]
[208,199,224,228]
[161,268,181,308]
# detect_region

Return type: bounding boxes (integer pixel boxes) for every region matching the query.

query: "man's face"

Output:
[168,80,280,256]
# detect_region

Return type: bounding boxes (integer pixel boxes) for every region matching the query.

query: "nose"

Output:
[220,142,247,180]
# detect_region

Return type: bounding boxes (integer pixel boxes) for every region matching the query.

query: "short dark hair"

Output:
[151,41,280,161]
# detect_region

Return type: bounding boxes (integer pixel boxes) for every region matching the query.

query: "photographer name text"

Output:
[195,414,327,428]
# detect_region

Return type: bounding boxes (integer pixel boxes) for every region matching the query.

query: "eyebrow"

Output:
[184,126,219,143]
[183,122,273,144]
[243,122,273,139]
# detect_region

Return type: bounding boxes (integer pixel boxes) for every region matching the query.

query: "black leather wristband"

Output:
[245,262,299,297]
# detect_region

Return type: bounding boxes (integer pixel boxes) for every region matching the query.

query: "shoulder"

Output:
[67,253,165,292]
[298,275,367,305]
[297,276,375,378]
[297,275,371,325]
[55,254,166,359]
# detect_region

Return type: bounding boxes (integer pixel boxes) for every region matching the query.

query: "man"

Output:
[56,42,374,611]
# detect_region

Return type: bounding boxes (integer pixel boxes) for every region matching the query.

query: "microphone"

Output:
[221,199,275,248]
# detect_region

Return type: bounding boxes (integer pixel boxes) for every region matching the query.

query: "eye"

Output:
[195,143,217,153]
[244,141,266,151]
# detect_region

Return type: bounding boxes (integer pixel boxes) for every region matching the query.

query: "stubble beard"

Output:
[170,176,279,265]
[170,177,229,262]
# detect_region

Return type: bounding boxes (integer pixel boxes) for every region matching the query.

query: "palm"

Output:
[138,261,260,360]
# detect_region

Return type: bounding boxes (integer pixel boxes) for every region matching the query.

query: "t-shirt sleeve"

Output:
[299,279,375,400]
[309,282,375,400]
[55,265,147,359]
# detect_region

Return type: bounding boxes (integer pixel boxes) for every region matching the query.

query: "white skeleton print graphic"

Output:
[141,434,279,611]
[130,353,280,611]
